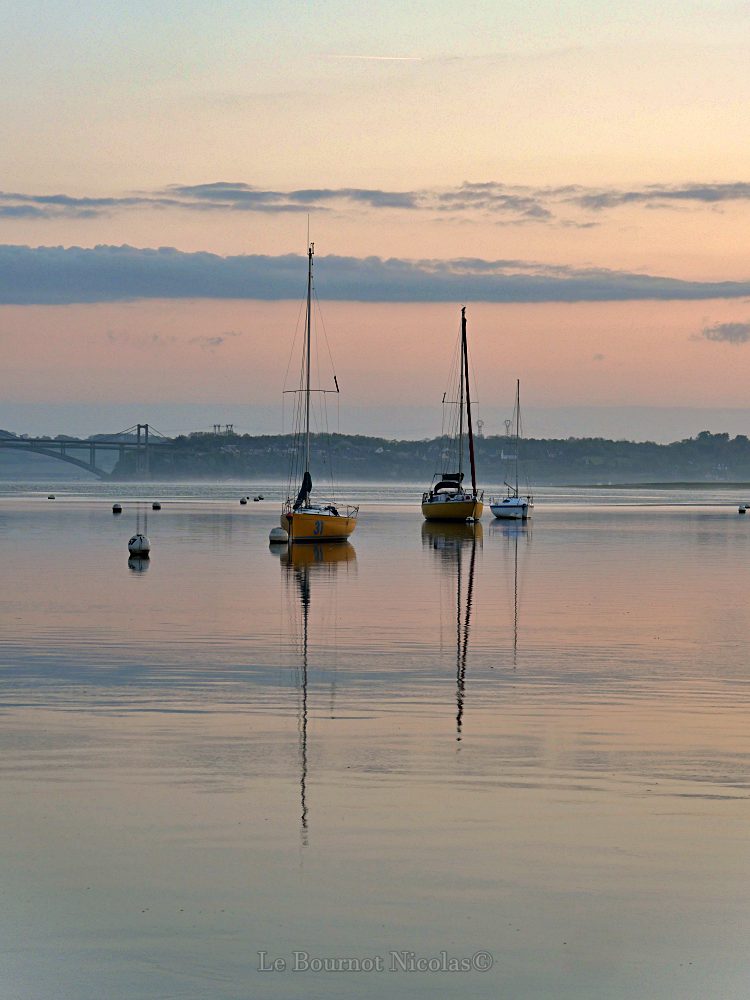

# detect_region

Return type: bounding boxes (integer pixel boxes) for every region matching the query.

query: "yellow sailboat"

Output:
[280,243,358,543]
[422,307,484,522]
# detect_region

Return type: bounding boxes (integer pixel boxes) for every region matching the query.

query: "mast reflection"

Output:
[421,522,481,742]
[279,541,356,846]
[491,521,532,668]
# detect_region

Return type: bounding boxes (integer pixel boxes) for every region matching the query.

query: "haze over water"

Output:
[1,485,749,998]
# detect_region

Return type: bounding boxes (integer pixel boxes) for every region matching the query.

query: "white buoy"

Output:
[152,501,161,510]
[113,503,122,514]
[269,526,289,543]
[128,533,151,556]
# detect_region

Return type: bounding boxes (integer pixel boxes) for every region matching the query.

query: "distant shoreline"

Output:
[4,429,750,485]
[587,481,750,490]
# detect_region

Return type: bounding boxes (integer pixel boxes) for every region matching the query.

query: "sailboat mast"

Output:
[458,310,465,477]
[515,378,520,496]
[462,307,478,496]
[304,243,313,479]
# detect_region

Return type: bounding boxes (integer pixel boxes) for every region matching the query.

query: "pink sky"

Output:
[2,298,748,440]
[2,2,750,440]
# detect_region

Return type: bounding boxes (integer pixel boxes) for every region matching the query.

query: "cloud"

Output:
[0,180,577,225]
[106,329,177,346]
[5,178,750,225]
[0,190,181,220]
[0,205,54,218]
[3,243,750,306]
[700,321,750,344]
[189,331,243,349]
[436,182,553,221]
[571,182,750,211]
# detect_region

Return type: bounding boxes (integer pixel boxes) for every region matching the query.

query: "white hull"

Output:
[490,498,532,520]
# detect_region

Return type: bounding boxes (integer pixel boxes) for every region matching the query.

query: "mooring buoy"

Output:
[113,503,123,514]
[128,533,151,556]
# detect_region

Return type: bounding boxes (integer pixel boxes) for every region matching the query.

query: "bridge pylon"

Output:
[136,423,150,479]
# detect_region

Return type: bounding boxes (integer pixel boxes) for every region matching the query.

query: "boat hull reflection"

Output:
[421,520,483,550]
[281,540,357,567]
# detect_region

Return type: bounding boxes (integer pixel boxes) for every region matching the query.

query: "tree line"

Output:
[109,429,750,483]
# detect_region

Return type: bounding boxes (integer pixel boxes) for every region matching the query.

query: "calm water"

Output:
[1,485,749,999]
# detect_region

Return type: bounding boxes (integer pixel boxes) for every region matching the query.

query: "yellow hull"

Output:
[421,499,483,522]
[282,510,357,542]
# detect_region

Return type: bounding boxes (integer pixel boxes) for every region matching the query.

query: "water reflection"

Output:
[281,542,357,845]
[491,521,532,668]
[127,555,150,573]
[421,522,481,741]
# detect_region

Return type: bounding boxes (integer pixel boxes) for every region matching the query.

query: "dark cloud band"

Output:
[1,244,750,305]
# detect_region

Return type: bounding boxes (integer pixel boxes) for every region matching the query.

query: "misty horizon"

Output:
[2,402,750,446]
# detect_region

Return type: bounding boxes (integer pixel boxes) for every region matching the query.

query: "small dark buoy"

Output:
[152,502,161,510]
[739,505,747,515]
[253,496,261,502]
[240,497,248,505]
[48,494,55,500]
[113,503,122,514]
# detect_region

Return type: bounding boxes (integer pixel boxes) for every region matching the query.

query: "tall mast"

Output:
[462,306,478,496]
[458,310,465,477]
[515,378,520,496]
[304,243,313,480]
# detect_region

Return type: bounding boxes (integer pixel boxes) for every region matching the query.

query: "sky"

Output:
[1,0,750,441]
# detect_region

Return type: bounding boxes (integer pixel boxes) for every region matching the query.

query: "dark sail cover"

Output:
[434,472,465,493]
[293,471,313,509]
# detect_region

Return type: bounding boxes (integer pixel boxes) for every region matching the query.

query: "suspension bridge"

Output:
[0,423,169,479]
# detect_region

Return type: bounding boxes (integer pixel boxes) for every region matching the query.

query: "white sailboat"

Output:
[490,380,533,521]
